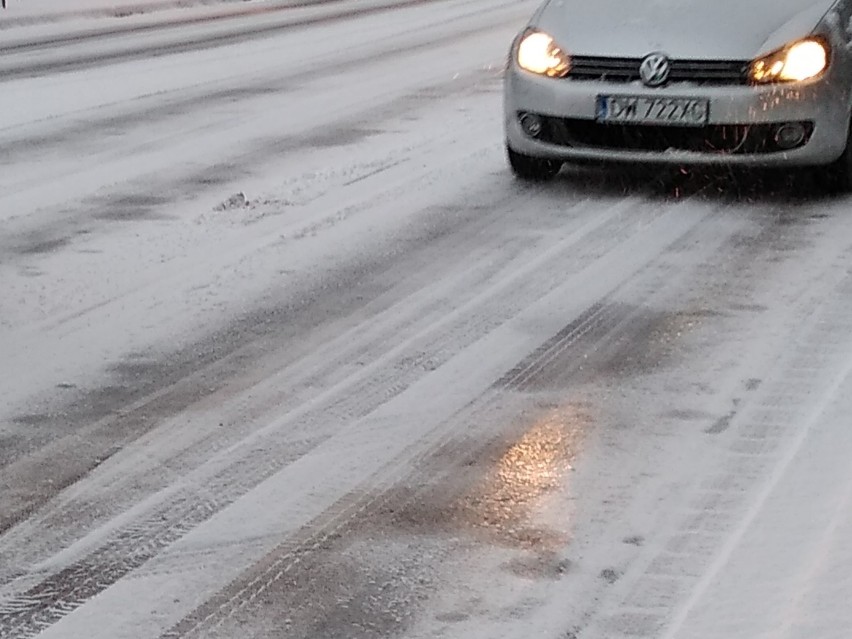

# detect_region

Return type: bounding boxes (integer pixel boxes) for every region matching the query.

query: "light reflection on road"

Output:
[463,402,590,548]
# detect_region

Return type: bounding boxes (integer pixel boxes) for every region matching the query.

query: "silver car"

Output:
[504,0,852,188]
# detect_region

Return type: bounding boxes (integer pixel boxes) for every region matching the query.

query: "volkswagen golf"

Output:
[504,0,852,189]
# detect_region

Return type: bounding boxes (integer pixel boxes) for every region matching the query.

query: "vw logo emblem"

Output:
[639,52,671,87]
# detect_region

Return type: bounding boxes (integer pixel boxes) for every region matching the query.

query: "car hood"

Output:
[534,0,836,59]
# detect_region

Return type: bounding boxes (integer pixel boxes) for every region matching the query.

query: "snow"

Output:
[2,0,852,638]
[0,0,522,402]
[0,0,268,24]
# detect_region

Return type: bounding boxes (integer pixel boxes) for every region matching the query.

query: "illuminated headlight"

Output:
[516,30,571,78]
[750,38,829,83]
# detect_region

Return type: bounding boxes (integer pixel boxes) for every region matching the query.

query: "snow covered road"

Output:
[2,1,852,638]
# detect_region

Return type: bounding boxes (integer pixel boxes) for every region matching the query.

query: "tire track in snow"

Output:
[0,5,527,258]
[531,210,852,639]
[0,0,484,80]
[653,268,852,639]
[0,71,502,257]
[0,0,346,46]
[0,0,523,164]
[153,203,728,639]
[0,82,517,536]
[0,189,711,639]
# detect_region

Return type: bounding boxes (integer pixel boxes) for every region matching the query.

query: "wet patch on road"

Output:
[497,304,707,392]
[201,537,436,639]
[161,403,587,639]
[14,236,70,255]
[504,552,572,580]
[372,408,585,552]
[189,163,243,188]
[89,193,172,221]
[705,401,739,435]
[9,413,51,427]
[305,127,385,149]
[662,408,714,422]
[599,567,622,584]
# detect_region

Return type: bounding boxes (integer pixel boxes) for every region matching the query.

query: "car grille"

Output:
[535,117,814,154]
[568,57,750,86]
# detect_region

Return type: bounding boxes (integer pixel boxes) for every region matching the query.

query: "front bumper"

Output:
[504,65,849,167]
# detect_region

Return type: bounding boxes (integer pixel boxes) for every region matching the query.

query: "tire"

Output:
[507,146,561,181]
[821,120,852,194]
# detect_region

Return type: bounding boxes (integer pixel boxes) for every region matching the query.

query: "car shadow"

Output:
[546,162,843,207]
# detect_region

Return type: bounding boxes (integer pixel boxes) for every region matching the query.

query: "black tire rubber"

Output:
[507,146,561,181]
[821,121,852,194]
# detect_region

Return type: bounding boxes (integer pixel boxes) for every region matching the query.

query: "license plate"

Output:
[596,95,709,126]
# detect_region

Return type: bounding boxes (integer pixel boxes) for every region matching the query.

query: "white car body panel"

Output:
[504,0,852,168]
[536,0,837,59]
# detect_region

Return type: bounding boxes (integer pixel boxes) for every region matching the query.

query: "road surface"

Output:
[2,1,852,638]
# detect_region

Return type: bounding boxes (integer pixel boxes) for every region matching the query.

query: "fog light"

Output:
[519,112,543,138]
[774,123,807,150]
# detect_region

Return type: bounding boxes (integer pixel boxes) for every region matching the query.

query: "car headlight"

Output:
[516,30,571,78]
[750,38,829,83]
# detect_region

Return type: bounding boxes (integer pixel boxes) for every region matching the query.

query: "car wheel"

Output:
[822,121,852,193]
[507,146,561,181]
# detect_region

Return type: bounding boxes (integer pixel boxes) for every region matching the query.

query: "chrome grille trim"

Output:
[569,57,749,85]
